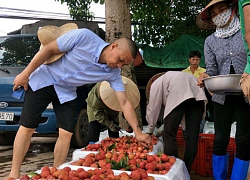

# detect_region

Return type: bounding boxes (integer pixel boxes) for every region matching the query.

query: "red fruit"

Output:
[161,154,169,162]
[78,171,89,179]
[98,159,107,168]
[71,177,80,180]
[145,162,156,171]
[164,162,172,170]
[128,159,137,166]
[139,153,147,159]
[169,156,176,164]
[156,163,165,171]
[130,170,141,180]
[90,174,102,180]
[40,170,51,178]
[129,164,137,171]
[41,166,50,172]
[69,170,79,177]
[76,167,85,173]
[31,174,41,180]
[139,161,146,169]
[50,166,58,174]
[94,144,100,149]
[146,155,155,163]
[140,169,148,179]
[95,153,105,160]
[46,175,55,179]
[105,152,113,159]
[62,166,71,174]
[19,175,30,180]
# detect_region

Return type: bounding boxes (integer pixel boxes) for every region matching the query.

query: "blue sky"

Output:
[0,0,105,35]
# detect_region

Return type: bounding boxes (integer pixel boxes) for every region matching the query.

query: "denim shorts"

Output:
[20,85,78,133]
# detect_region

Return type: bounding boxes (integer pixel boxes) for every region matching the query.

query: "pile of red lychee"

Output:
[17,165,156,180]
[82,134,159,153]
[71,149,176,175]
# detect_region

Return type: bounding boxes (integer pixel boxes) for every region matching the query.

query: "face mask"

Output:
[212,8,232,27]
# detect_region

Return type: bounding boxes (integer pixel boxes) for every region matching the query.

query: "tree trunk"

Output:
[105,0,143,129]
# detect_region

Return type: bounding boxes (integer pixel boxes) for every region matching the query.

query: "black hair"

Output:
[126,38,138,59]
[189,50,202,58]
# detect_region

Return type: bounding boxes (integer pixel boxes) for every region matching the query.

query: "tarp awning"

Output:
[141,34,206,68]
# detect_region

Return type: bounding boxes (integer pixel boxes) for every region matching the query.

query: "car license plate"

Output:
[0,112,14,121]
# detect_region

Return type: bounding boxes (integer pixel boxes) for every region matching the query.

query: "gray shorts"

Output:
[20,85,78,133]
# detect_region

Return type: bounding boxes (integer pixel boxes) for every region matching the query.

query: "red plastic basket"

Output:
[192,134,235,176]
[176,126,185,146]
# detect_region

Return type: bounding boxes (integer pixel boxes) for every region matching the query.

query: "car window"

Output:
[0,35,40,67]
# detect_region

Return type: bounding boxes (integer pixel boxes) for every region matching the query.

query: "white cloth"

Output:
[146,71,207,129]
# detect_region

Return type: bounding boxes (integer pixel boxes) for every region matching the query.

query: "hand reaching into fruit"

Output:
[135,132,152,147]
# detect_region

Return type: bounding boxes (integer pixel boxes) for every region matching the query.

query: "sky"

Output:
[0,0,105,36]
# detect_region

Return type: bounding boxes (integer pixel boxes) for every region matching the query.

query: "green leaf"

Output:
[108,142,116,151]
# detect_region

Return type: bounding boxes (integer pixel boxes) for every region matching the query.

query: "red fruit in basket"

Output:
[62,166,71,174]
[146,155,155,163]
[50,166,58,174]
[83,157,94,166]
[40,170,51,178]
[78,170,89,179]
[161,154,169,162]
[164,162,172,170]
[169,156,176,164]
[128,152,135,160]
[130,170,141,180]
[105,152,113,159]
[58,174,70,180]
[95,153,105,160]
[93,144,100,149]
[145,162,156,171]
[71,161,82,166]
[90,174,101,180]
[69,170,79,177]
[71,177,80,180]
[129,164,138,171]
[41,166,50,172]
[98,159,107,168]
[137,168,148,179]
[31,174,41,180]
[90,162,99,168]
[139,161,146,169]
[128,159,137,166]
[46,175,56,179]
[139,152,147,159]
[156,163,165,171]
[105,162,112,169]
[19,175,30,180]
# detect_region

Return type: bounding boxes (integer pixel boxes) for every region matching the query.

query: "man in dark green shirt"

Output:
[86,76,140,144]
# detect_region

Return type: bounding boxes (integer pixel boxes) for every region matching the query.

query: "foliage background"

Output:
[56,0,212,47]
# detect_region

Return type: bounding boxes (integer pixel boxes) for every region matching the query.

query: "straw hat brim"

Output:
[196,0,229,30]
[37,23,78,64]
[145,72,166,100]
[99,76,140,112]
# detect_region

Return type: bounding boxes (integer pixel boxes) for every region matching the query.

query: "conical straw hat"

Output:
[99,76,140,112]
[37,23,78,64]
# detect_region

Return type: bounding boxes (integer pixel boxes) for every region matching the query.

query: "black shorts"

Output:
[20,85,78,133]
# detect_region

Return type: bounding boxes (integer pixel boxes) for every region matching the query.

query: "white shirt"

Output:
[146,71,207,129]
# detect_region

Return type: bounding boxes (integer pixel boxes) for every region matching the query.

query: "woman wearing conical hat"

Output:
[197,0,250,179]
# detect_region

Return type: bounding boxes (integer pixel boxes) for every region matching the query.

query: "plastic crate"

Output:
[176,126,185,146]
[192,134,235,176]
